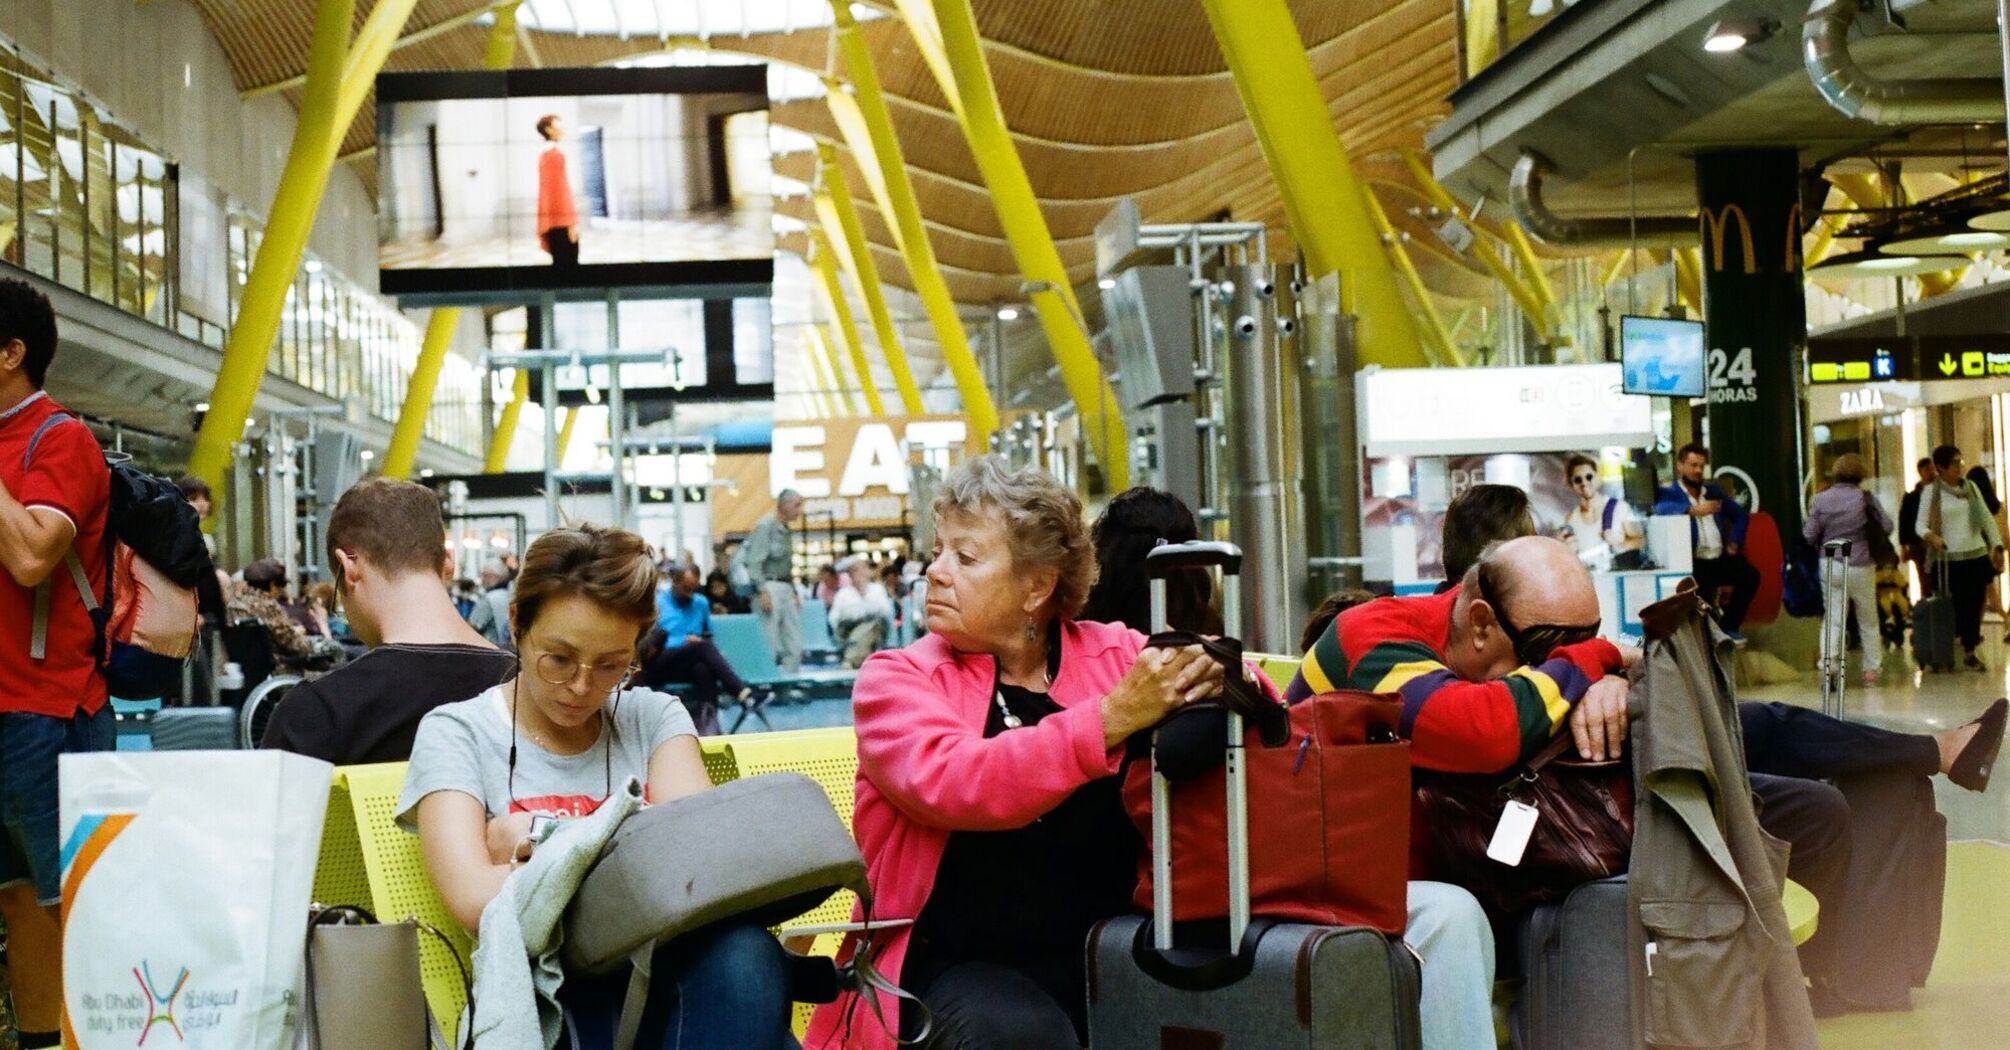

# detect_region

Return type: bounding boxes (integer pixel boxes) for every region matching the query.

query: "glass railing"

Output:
[0,42,482,458]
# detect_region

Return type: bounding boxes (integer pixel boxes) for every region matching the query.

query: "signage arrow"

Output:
[1941,354,1959,376]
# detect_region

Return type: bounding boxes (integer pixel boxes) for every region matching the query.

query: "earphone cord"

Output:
[509,672,614,809]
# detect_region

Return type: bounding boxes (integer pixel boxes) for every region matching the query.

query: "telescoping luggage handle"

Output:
[1818,539,1852,718]
[1145,540,1249,954]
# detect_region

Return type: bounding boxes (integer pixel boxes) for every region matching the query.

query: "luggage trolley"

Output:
[1818,539,1852,718]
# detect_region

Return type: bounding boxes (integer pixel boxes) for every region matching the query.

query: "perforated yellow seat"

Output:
[1248,652,1304,693]
[313,763,476,1036]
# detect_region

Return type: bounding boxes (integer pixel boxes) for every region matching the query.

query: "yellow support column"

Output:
[1401,150,1555,341]
[556,406,580,465]
[826,1,996,445]
[815,146,923,414]
[1199,0,1428,370]
[808,325,858,416]
[1363,190,1464,367]
[381,307,458,478]
[484,370,530,473]
[187,0,357,491]
[893,0,1127,486]
[804,330,845,418]
[810,228,885,416]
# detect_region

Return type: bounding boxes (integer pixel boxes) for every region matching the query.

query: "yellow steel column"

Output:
[894,0,1128,486]
[1199,0,1429,370]
[826,1,996,445]
[1363,189,1464,366]
[815,145,923,414]
[187,0,356,491]
[556,405,580,464]
[1402,150,1554,341]
[804,329,844,418]
[810,228,885,416]
[484,371,530,473]
[808,325,858,416]
[381,307,458,478]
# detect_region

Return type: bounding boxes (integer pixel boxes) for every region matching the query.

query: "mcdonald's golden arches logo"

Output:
[1699,204,1756,275]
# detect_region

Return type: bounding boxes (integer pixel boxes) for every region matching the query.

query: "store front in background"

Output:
[711,416,969,577]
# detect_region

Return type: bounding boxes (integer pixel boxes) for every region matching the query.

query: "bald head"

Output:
[1447,536,1602,682]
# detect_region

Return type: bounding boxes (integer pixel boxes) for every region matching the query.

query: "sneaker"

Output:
[1965,651,1986,672]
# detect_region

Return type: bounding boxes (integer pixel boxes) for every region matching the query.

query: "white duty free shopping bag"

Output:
[59,750,332,1050]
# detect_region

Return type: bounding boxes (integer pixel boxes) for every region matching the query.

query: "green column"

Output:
[1695,149,1808,540]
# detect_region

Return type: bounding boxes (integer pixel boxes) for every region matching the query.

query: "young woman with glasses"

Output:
[396,523,793,1050]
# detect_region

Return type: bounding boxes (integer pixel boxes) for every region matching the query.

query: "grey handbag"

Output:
[561,771,868,975]
[303,905,471,1050]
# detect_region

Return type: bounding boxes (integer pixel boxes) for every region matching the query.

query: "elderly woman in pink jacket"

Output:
[806,456,1226,1050]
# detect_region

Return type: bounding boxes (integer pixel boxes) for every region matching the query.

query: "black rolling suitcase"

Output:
[1825,770,1946,1010]
[151,705,240,750]
[1912,560,1955,672]
[1086,541,1421,1050]
[1512,876,1631,1050]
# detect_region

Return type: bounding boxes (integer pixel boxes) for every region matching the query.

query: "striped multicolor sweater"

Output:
[1284,586,1623,774]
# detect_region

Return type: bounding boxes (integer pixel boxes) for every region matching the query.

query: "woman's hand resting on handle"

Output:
[1100,643,1224,748]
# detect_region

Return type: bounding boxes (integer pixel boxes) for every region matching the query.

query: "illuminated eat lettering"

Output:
[770,426,831,498]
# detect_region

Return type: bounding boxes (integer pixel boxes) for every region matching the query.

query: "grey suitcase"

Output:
[151,705,240,750]
[1086,541,1422,1050]
[1911,560,1955,672]
[1512,876,1630,1050]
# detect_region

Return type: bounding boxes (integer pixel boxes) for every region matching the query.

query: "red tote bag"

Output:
[1123,691,1412,936]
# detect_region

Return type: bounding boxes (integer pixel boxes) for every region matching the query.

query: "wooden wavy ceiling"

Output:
[187,1,1475,405]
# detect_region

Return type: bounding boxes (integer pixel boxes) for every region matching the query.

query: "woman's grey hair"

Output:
[932,454,1097,621]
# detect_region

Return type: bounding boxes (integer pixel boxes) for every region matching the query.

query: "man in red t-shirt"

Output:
[0,277,110,1050]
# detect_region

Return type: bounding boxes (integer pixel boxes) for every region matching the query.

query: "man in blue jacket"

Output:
[1656,442,1760,631]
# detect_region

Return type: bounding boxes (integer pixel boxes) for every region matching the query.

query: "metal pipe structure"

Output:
[489,343,663,531]
[1804,0,2002,125]
[1223,265,1299,653]
[607,294,626,529]
[1509,150,1693,247]
[815,145,924,414]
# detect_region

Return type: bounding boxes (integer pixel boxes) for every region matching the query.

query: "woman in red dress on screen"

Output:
[535,114,580,267]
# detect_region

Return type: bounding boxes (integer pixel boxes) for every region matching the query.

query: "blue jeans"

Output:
[0,706,113,906]
[558,921,795,1050]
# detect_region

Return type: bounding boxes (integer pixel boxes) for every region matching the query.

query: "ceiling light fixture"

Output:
[1967,206,2010,232]
[1878,224,2010,256]
[1702,16,1778,52]
[1807,249,1970,280]
[996,307,1020,321]
[1098,278,1117,290]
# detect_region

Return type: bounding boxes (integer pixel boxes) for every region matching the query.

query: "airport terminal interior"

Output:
[0,0,2007,1048]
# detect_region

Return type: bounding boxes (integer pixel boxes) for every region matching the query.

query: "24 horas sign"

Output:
[712,416,969,534]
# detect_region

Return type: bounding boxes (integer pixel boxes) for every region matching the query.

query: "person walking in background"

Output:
[1804,454,1895,685]
[1898,457,1936,598]
[466,557,514,647]
[1655,442,1759,633]
[743,488,805,672]
[534,114,580,267]
[1913,444,2003,672]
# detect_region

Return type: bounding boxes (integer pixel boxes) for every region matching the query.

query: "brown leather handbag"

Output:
[1410,712,1633,918]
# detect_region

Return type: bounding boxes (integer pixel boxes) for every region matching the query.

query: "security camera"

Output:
[1257,281,1276,298]
[1278,317,1298,336]
[1233,315,1259,338]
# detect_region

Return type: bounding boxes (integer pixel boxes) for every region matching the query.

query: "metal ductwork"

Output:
[1508,150,1694,247]
[1803,0,2001,124]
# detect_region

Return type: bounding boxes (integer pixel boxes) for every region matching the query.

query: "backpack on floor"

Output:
[26,412,207,698]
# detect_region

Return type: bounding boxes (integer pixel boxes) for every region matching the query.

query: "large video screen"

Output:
[377,67,773,300]
[1620,315,1706,398]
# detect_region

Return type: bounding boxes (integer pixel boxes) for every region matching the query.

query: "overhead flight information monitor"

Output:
[1620,315,1706,398]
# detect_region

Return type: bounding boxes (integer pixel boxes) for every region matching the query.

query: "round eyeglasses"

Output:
[533,651,636,692]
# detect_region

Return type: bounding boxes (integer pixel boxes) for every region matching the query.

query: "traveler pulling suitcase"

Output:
[1087,541,1422,1050]
[1911,558,1955,672]
[1817,539,1852,717]
[1512,876,1630,1050]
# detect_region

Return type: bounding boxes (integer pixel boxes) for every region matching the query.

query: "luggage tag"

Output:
[1487,799,1540,866]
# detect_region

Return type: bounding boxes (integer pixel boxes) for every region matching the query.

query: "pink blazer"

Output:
[804,618,1147,1050]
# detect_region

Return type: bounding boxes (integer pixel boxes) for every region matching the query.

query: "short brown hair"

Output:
[510,523,658,640]
[326,478,446,578]
[932,455,1096,621]
[536,114,559,139]
[1441,484,1535,582]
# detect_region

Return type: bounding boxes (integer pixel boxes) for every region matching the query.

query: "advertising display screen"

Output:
[1620,315,1706,398]
[377,67,773,299]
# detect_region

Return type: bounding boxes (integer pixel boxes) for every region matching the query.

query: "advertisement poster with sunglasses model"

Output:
[1364,452,1629,581]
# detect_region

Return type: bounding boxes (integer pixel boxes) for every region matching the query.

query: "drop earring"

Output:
[1025,619,1037,643]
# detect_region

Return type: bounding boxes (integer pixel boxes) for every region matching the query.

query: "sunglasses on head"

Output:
[1475,560,1602,667]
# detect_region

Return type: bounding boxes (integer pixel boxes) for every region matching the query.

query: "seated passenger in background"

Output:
[704,569,749,615]
[828,555,894,667]
[231,558,325,673]
[261,479,516,765]
[400,524,791,1049]
[638,564,760,736]
[1438,483,1536,589]
[1088,486,1498,1050]
[807,457,1226,1050]
[1079,487,1221,635]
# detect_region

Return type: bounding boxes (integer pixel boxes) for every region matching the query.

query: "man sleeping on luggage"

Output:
[1296,531,2005,1017]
